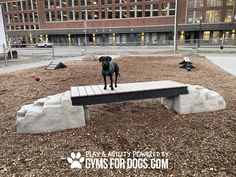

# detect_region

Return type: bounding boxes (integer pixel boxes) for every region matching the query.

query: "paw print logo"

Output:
[67,152,85,169]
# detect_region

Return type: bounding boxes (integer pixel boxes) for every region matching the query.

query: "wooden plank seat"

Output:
[71,80,188,106]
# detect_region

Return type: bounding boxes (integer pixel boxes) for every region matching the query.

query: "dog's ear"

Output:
[107,56,112,62]
[98,57,103,62]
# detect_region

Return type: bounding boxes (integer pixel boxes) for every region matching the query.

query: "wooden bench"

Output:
[71,80,188,106]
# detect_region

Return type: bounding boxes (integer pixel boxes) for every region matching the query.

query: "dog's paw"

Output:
[104,87,107,90]
[67,152,84,169]
[111,88,114,90]
[115,85,117,87]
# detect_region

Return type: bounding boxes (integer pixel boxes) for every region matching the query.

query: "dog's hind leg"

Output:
[115,73,118,87]
[103,75,107,90]
[114,63,119,87]
[109,75,114,90]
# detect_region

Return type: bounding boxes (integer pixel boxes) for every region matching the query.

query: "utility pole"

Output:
[174,0,178,52]
[84,0,88,54]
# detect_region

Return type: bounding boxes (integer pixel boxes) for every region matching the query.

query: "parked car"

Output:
[35,41,53,48]
[11,40,27,48]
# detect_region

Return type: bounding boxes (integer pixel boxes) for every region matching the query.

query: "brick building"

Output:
[0,0,236,45]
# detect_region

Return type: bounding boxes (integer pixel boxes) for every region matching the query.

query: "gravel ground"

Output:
[0,56,235,177]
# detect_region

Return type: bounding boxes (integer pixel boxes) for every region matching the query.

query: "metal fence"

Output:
[0,44,86,67]
[51,38,236,47]
[1,39,236,67]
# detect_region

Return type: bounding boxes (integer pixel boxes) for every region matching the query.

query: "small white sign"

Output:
[67,151,169,170]
[0,5,7,54]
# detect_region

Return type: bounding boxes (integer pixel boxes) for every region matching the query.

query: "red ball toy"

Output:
[35,76,41,81]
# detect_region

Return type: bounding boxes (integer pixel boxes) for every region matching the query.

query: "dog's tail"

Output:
[118,73,121,77]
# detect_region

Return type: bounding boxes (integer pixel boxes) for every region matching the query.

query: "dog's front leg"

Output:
[110,75,114,90]
[103,75,107,90]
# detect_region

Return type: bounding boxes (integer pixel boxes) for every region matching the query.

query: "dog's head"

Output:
[99,56,112,68]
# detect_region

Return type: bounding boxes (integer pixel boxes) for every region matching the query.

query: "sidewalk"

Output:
[205,54,236,77]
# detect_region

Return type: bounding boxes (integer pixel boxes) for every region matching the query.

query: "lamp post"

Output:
[174,0,178,51]
[197,17,203,48]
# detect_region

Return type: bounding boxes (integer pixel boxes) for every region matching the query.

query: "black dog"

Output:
[99,56,120,90]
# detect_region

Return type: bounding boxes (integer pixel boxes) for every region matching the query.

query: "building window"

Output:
[87,10,92,19]
[207,0,213,6]
[68,0,73,7]
[22,1,27,10]
[19,14,24,22]
[50,0,54,8]
[130,6,135,18]
[33,0,37,9]
[215,0,223,6]
[196,0,203,7]
[101,8,105,19]
[87,0,92,5]
[115,7,120,18]
[45,0,49,9]
[28,0,32,10]
[14,14,19,23]
[122,6,127,18]
[207,0,223,6]
[74,0,78,7]
[46,12,50,21]
[69,10,74,20]
[225,9,233,22]
[34,12,38,22]
[153,4,158,16]
[30,12,34,22]
[137,5,142,17]
[17,1,21,10]
[187,11,193,23]
[161,3,167,16]
[56,1,61,8]
[145,5,151,17]
[107,0,112,4]
[57,11,62,21]
[214,10,221,22]
[24,13,28,23]
[195,11,203,22]
[75,10,79,20]
[63,11,67,21]
[94,11,99,19]
[101,0,105,5]
[93,0,98,5]
[188,0,195,8]
[203,31,210,40]
[205,10,213,22]
[51,12,56,21]
[82,10,85,19]
[169,2,175,16]
[226,0,233,5]
[3,3,7,12]
[107,7,112,19]
[62,0,67,7]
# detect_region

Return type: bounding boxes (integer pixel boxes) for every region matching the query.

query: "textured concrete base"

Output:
[81,54,97,61]
[161,85,226,114]
[16,91,86,133]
